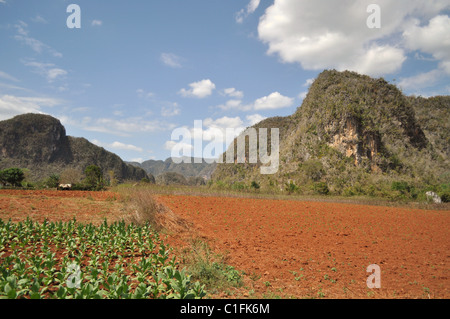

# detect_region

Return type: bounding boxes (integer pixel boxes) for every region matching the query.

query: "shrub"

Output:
[44,174,60,188]
[156,172,188,186]
[83,165,105,191]
[250,181,260,190]
[440,192,450,203]
[313,182,330,195]
[187,176,206,186]
[231,182,246,191]
[59,168,83,185]
[285,181,298,194]
[0,168,25,187]
[391,181,410,193]
[300,159,325,182]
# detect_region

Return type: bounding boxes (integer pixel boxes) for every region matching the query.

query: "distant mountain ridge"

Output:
[128,156,216,179]
[0,113,151,183]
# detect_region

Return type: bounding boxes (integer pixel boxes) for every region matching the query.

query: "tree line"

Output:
[0,165,106,191]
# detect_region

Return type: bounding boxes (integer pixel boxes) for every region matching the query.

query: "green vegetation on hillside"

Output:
[211,70,450,201]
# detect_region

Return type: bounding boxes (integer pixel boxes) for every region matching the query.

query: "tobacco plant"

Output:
[0,218,206,299]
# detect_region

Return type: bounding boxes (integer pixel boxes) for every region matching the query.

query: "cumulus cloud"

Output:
[178,79,216,98]
[221,88,244,99]
[246,113,266,126]
[257,0,450,77]
[165,114,268,160]
[403,15,450,74]
[218,92,294,111]
[253,92,294,110]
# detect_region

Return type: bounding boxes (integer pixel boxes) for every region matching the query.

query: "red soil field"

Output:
[156,194,450,299]
[0,189,122,224]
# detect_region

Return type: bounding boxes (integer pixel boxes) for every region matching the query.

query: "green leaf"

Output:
[30,292,41,299]
[7,288,17,299]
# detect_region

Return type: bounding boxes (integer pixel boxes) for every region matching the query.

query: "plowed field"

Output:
[0,189,122,224]
[156,194,450,299]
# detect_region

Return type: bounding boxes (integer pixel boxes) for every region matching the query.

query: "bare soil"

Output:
[156,194,450,299]
[0,189,122,225]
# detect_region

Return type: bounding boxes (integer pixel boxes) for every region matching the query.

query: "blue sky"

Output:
[1,0,449,162]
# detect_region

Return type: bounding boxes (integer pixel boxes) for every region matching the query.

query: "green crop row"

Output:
[0,218,206,299]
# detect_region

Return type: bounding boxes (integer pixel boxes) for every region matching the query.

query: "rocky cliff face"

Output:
[0,113,72,164]
[0,113,151,182]
[211,70,449,195]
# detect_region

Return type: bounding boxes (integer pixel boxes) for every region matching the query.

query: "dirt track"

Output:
[157,194,450,298]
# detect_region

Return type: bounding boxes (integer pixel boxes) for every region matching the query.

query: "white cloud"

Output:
[222,88,244,99]
[32,15,48,24]
[204,116,245,132]
[164,114,267,159]
[65,116,176,137]
[0,70,19,82]
[164,140,193,151]
[47,68,68,81]
[136,88,155,99]
[236,0,261,23]
[161,102,180,117]
[217,99,247,111]
[160,53,183,68]
[22,60,67,82]
[304,78,315,87]
[218,92,294,111]
[257,0,450,77]
[298,91,308,100]
[92,139,143,152]
[130,157,144,163]
[91,20,103,26]
[179,79,216,98]
[398,69,444,91]
[246,114,266,126]
[110,141,143,152]
[14,21,62,57]
[403,15,450,74]
[0,94,62,120]
[253,92,294,110]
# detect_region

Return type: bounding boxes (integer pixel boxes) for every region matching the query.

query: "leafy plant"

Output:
[0,218,206,299]
[0,168,25,187]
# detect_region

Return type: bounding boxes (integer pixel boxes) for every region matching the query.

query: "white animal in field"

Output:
[425,191,441,204]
